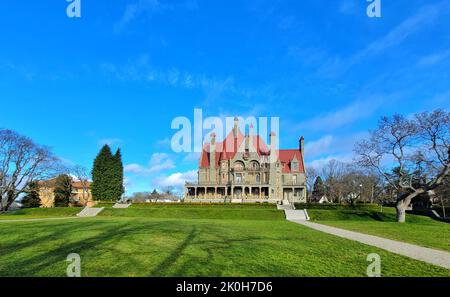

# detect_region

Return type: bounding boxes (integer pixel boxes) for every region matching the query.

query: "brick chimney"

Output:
[299,136,305,162]
[210,132,216,182]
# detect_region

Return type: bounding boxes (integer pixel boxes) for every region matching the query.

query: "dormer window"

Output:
[291,162,299,172]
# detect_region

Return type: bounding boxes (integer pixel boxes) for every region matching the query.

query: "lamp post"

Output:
[359,184,363,203]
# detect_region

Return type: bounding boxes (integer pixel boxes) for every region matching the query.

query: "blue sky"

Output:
[1,0,449,194]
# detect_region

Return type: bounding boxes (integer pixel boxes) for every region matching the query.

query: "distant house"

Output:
[310,195,330,204]
[38,178,94,207]
[317,195,330,204]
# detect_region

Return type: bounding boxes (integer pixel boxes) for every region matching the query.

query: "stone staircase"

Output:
[112,203,131,209]
[77,207,104,218]
[277,204,295,210]
[284,209,310,222]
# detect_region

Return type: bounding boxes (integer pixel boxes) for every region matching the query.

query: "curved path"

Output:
[290,220,450,270]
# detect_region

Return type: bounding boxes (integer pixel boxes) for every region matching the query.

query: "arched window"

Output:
[256,174,260,183]
[233,161,245,171]
[251,161,260,170]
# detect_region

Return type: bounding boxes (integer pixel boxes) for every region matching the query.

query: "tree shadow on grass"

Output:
[343,210,395,222]
[150,226,198,276]
[0,220,175,276]
[157,223,270,276]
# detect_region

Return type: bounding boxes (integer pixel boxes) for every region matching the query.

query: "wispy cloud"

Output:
[125,153,175,175]
[115,0,162,33]
[115,0,199,33]
[338,0,359,15]
[0,60,36,81]
[153,170,197,192]
[295,97,385,132]
[99,56,235,97]
[304,135,334,158]
[306,154,354,171]
[417,50,450,67]
[321,1,449,76]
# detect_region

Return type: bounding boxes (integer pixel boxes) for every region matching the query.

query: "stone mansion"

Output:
[184,118,307,204]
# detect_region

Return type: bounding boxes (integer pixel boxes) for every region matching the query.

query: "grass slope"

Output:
[0,205,448,277]
[0,207,81,220]
[100,206,284,220]
[308,208,450,252]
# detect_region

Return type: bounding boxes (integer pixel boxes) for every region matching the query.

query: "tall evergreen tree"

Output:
[113,149,125,201]
[21,181,41,208]
[312,176,326,201]
[91,145,114,201]
[54,174,72,207]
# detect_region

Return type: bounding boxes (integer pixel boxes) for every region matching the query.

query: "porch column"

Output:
[259,187,262,200]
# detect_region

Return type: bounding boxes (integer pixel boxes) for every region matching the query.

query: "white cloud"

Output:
[124,153,175,175]
[304,135,334,158]
[182,152,201,163]
[153,170,197,191]
[306,155,354,172]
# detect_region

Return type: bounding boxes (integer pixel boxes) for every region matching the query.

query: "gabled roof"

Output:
[199,128,305,173]
[278,149,305,173]
[201,128,269,168]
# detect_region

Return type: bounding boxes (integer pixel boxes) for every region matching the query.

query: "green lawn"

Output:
[100,206,284,220]
[0,205,448,277]
[0,207,82,220]
[308,208,450,252]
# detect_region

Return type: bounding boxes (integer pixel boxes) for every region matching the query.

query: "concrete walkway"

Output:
[290,220,450,270]
[0,217,82,223]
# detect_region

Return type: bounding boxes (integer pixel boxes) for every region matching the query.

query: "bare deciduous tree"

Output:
[321,159,346,203]
[72,165,91,207]
[305,166,318,201]
[354,110,450,222]
[0,129,59,212]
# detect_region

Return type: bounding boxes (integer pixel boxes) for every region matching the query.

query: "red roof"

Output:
[278,149,305,173]
[199,129,305,173]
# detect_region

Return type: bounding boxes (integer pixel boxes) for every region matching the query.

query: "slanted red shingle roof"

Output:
[199,129,305,173]
[278,149,305,173]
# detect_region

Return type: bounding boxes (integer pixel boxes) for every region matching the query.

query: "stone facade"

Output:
[38,178,94,207]
[185,118,307,204]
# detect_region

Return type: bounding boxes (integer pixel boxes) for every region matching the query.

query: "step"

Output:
[277,204,294,210]
[112,203,131,209]
[77,207,104,217]
[285,209,309,221]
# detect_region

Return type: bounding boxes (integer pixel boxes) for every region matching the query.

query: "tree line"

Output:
[1,109,449,223]
[307,110,450,222]
[0,128,124,211]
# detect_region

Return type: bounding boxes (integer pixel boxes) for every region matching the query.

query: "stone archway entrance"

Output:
[234,187,242,199]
